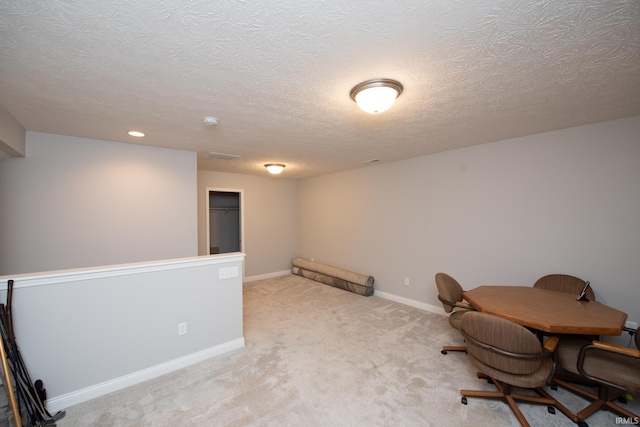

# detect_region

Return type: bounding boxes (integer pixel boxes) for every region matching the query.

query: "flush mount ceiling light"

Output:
[350,78,403,114]
[128,131,145,137]
[265,163,286,174]
[202,116,218,126]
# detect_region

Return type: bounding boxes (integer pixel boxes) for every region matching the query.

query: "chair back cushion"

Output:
[435,273,463,313]
[557,336,588,376]
[533,274,595,301]
[461,311,544,376]
[583,349,640,393]
[559,334,640,393]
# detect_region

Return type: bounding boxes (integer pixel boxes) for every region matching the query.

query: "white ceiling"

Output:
[1,0,639,179]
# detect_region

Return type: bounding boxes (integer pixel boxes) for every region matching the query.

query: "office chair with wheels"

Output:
[460,311,561,427]
[533,274,595,301]
[553,330,640,426]
[533,273,598,345]
[434,273,473,354]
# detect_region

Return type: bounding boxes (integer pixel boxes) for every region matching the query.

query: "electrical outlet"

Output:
[625,320,638,330]
[178,322,187,336]
[404,277,410,286]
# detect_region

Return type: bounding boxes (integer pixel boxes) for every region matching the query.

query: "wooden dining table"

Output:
[462,286,627,335]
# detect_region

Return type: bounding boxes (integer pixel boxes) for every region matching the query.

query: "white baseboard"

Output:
[47,337,245,412]
[244,270,291,282]
[374,290,445,316]
[244,272,447,317]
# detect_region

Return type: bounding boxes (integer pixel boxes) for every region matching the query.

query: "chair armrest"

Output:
[455,301,474,310]
[576,340,640,390]
[590,340,640,359]
[438,296,474,310]
[461,329,552,360]
[543,336,558,353]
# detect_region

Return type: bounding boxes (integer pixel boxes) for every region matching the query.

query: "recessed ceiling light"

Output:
[128,131,145,137]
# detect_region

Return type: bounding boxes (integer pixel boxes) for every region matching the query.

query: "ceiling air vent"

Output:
[204,152,241,160]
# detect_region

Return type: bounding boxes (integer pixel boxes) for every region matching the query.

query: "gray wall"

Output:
[197,170,298,278]
[297,116,640,341]
[0,132,198,275]
[0,254,245,410]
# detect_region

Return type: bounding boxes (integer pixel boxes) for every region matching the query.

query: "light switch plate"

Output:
[219,266,239,279]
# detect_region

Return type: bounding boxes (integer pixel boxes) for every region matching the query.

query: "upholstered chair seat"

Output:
[447,309,465,330]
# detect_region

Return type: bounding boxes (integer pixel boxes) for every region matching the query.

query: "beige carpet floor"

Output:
[60,274,638,426]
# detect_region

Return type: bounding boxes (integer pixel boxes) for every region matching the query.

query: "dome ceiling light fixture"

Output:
[350,78,403,114]
[127,131,145,137]
[265,163,286,174]
[202,116,218,126]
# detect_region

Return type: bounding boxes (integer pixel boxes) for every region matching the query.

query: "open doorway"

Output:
[206,188,244,255]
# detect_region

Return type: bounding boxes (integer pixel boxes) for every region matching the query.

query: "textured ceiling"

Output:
[0,0,639,179]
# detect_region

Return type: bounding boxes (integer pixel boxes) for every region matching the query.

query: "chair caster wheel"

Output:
[487,378,494,384]
[461,397,468,405]
[551,383,558,391]
[441,350,448,355]
[577,421,588,427]
[547,406,555,414]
